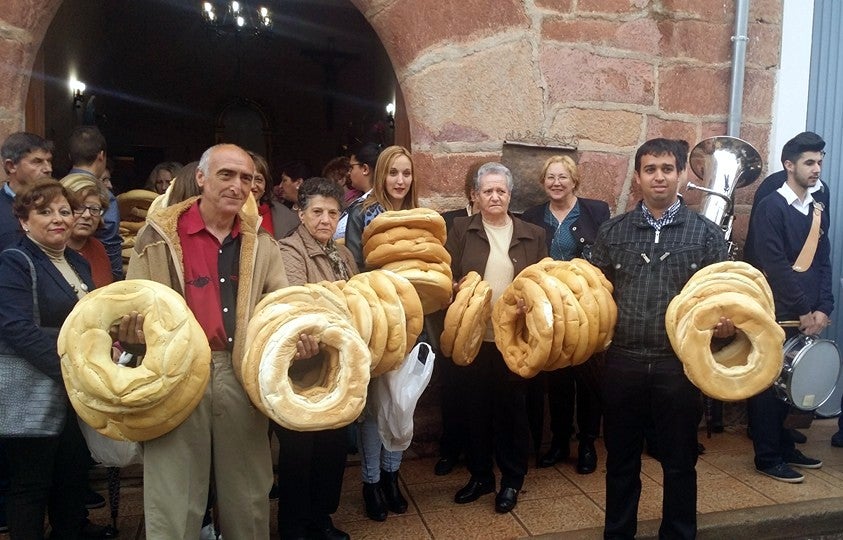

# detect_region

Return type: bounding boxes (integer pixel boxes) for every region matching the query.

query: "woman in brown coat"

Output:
[275,177,357,540]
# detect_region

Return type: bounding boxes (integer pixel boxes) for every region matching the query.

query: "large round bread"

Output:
[537,262,601,361]
[377,270,425,355]
[451,280,492,366]
[116,189,158,222]
[363,226,438,260]
[492,276,554,378]
[670,291,784,401]
[362,208,447,246]
[59,279,211,441]
[256,312,372,430]
[345,275,389,372]
[686,261,774,310]
[440,272,481,357]
[363,271,408,376]
[365,239,452,269]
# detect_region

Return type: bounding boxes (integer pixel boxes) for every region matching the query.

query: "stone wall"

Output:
[353,0,782,243]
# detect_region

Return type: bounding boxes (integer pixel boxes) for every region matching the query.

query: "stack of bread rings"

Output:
[241,269,424,431]
[492,258,617,378]
[117,189,158,270]
[242,282,372,431]
[440,271,493,366]
[58,280,212,441]
[362,208,453,315]
[666,261,784,401]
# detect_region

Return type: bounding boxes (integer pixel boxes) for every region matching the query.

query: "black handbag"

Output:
[0,248,67,437]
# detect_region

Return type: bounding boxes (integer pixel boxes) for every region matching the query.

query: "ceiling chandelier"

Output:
[201,1,273,35]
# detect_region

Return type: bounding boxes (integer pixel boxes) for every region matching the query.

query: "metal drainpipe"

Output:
[728,0,751,137]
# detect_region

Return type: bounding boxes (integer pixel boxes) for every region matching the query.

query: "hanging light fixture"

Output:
[201,1,273,35]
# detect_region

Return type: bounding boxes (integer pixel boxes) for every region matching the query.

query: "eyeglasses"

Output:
[348,162,363,169]
[73,205,104,217]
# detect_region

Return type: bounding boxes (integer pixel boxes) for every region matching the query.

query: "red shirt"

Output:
[76,237,113,289]
[258,202,275,236]
[178,201,241,351]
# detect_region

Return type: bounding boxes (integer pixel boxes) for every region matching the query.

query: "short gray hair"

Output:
[474,162,514,193]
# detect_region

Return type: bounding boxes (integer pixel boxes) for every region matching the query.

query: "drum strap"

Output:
[792,202,823,272]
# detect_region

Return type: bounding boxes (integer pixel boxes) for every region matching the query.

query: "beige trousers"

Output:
[143,351,272,540]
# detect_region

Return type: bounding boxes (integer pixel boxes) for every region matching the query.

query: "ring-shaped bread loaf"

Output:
[365,239,452,269]
[377,270,425,354]
[685,261,774,311]
[58,279,211,441]
[492,276,554,378]
[364,270,409,376]
[362,208,447,246]
[256,312,372,431]
[440,271,481,357]
[344,275,389,372]
[363,226,438,260]
[451,280,492,366]
[671,291,784,401]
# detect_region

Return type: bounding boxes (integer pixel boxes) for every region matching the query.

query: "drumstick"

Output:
[778,319,833,328]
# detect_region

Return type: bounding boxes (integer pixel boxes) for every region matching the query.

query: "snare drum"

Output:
[815,364,843,418]
[773,335,841,411]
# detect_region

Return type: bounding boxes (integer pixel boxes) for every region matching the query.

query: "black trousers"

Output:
[747,327,798,470]
[4,412,88,540]
[274,425,346,537]
[437,353,467,460]
[456,342,529,490]
[527,358,603,452]
[602,353,701,540]
[747,387,795,469]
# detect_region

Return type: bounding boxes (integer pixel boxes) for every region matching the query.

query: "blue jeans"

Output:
[357,379,402,483]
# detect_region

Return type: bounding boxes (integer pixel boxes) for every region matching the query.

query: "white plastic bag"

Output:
[375,342,435,452]
[78,418,143,467]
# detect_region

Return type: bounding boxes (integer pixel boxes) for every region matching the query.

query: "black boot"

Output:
[576,439,597,474]
[379,469,408,514]
[362,482,388,522]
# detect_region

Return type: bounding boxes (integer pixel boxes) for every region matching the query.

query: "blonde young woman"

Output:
[343,145,418,522]
[520,155,610,475]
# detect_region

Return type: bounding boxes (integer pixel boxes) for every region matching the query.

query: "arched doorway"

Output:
[22,0,407,189]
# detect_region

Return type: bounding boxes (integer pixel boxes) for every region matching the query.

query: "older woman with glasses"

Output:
[61,173,113,288]
[520,155,610,475]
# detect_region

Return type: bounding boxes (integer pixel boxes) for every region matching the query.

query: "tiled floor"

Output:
[3,418,841,539]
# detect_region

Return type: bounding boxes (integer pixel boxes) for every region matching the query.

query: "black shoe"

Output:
[832,430,843,447]
[454,478,495,504]
[576,441,597,474]
[494,487,518,513]
[379,470,408,514]
[362,482,388,522]
[538,444,569,468]
[785,449,823,469]
[789,428,808,444]
[434,456,458,476]
[84,488,106,510]
[756,463,804,483]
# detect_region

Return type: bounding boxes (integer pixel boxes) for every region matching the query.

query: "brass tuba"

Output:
[687,136,763,245]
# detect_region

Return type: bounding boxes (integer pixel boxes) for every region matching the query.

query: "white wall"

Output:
[768,0,815,171]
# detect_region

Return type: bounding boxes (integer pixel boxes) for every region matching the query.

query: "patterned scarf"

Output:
[323,239,350,281]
